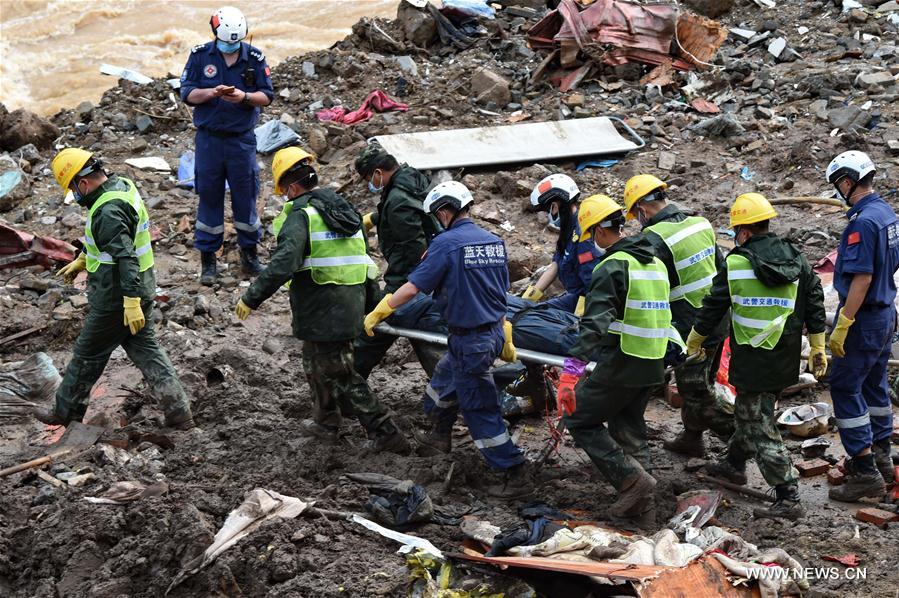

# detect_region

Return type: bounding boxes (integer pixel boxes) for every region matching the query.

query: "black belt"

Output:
[448,323,496,336]
[201,128,247,138]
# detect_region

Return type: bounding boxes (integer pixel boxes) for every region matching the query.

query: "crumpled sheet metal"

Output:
[0,222,76,270]
[556,0,677,55]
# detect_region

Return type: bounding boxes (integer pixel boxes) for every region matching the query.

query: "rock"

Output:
[0,108,60,151]
[395,55,418,77]
[262,338,282,355]
[688,113,745,137]
[307,126,328,155]
[0,161,32,212]
[279,88,291,99]
[280,112,296,127]
[53,303,75,321]
[888,139,899,154]
[855,71,895,89]
[755,106,774,119]
[682,0,734,18]
[828,106,870,131]
[563,93,585,107]
[12,143,41,165]
[61,212,83,228]
[848,8,868,22]
[809,99,829,121]
[20,275,50,293]
[396,0,437,47]
[76,101,94,121]
[302,61,316,78]
[40,216,57,225]
[131,138,149,152]
[658,151,676,171]
[135,115,153,133]
[70,294,89,309]
[879,0,899,10]
[194,295,210,315]
[573,106,592,118]
[471,69,511,108]
[768,37,787,59]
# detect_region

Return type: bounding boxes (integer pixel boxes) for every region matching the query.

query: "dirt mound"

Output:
[2,1,899,596]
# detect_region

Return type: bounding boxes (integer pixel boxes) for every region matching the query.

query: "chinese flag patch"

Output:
[578,251,594,264]
[848,231,861,245]
[265,66,271,76]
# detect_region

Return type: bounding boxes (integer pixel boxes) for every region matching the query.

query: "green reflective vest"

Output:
[726,253,798,350]
[645,216,717,308]
[602,252,684,359]
[272,201,372,286]
[84,178,153,273]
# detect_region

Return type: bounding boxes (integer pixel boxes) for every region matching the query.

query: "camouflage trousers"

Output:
[301,340,393,435]
[727,390,798,487]
[676,346,735,438]
[563,375,652,489]
[55,301,193,426]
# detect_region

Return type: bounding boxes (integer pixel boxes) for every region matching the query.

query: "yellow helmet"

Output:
[51,148,93,191]
[272,147,316,194]
[578,194,623,241]
[730,192,778,227]
[623,174,667,220]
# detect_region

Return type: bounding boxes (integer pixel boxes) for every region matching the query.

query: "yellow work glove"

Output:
[575,295,586,317]
[235,299,252,321]
[58,253,86,284]
[522,285,544,302]
[829,310,855,358]
[362,212,375,234]
[685,327,708,360]
[501,320,517,362]
[123,297,145,335]
[808,332,828,379]
[364,293,395,336]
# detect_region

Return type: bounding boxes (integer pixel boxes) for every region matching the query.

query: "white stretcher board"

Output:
[371,116,644,171]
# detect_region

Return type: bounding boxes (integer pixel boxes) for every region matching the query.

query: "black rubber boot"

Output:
[663,429,706,458]
[297,419,338,443]
[873,440,896,483]
[829,454,887,502]
[240,246,264,276]
[484,462,535,499]
[413,427,452,456]
[33,406,70,426]
[609,467,657,518]
[754,484,804,520]
[705,458,748,486]
[362,427,412,455]
[200,252,217,286]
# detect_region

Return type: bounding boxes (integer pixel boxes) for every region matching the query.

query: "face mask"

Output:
[72,182,84,202]
[368,171,384,194]
[593,242,606,256]
[216,40,241,53]
[733,228,743,247]
[548,211,561,229]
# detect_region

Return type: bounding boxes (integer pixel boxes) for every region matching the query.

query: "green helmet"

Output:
[354,142,390,178]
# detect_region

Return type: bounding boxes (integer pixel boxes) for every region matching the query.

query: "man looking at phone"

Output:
[180,6,273,285]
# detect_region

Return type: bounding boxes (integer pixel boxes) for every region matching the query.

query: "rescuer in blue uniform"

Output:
[522,174,604,316]
[825,150,899,501]
[362,181,532,498]
[180,6,273,285]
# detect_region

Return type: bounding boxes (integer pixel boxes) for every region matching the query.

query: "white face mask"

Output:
[594,242,606,255]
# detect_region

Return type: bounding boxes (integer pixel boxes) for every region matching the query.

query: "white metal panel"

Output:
[372,117,639,170]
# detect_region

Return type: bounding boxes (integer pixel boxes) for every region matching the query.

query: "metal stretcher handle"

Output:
[374,323,596,373]
[607,116,646,150]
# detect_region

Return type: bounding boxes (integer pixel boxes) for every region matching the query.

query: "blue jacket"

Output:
[180,41,274,132]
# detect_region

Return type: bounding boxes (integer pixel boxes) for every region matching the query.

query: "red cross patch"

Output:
[848,231,861,245]
[204,64,217,78]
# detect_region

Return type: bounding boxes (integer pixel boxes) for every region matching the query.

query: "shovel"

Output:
[0,421,105,478]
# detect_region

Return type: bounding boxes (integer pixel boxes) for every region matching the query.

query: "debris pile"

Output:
[1,0,899,596]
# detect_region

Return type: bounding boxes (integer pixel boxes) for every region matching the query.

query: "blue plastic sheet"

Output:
[443,0,495,19]
[576,158,619,171]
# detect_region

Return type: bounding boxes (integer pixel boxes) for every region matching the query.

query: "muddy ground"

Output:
[2,0,899,596]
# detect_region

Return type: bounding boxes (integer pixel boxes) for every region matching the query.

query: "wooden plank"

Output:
[638,557,760,597]
[0,324,47,346]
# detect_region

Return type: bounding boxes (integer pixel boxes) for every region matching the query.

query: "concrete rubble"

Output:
[1,0,898,596]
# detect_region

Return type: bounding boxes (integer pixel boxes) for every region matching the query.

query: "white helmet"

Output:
[424,181,474,214]
[530,173,580,210]
[826,150,875,186]
[210,6,248,43]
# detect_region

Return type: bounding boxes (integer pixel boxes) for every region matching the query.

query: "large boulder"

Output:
[471,69,511,108]
[0,108,60,152]
[397,1,437,47]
